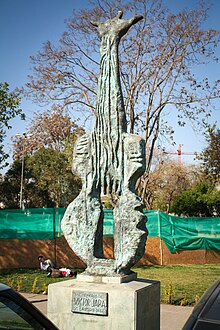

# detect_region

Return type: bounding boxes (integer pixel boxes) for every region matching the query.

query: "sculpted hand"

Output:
[91,11,143,38]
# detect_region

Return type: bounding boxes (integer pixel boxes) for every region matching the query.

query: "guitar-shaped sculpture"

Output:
[62,11,148,276]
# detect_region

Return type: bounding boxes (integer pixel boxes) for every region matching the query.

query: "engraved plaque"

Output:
[72,291,108,316]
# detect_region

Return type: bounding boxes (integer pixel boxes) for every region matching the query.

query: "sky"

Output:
[1,0,220,171]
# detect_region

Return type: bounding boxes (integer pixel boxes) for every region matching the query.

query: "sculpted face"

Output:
[123,134,146,190]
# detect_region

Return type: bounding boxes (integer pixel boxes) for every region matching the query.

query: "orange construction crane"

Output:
[162,144,195,166]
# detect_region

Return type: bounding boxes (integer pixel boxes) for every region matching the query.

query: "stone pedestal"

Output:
[47,274,160,330]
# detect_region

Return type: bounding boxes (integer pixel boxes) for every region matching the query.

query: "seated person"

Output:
[38,256,77,278]
[38,255,54,275]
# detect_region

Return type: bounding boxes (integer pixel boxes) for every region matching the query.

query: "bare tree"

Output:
[146,159,202,211]
[12,107,84,162]
[24,0,220,204]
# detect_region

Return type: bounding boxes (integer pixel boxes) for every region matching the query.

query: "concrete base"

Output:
[48,275,160,330]
[76,272,137,284]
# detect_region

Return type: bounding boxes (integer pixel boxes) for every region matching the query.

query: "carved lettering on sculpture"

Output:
[72,291,108,316]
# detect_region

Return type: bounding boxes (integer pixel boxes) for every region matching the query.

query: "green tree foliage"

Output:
[26,148,81,208]
[0,113,83,209]
[147,160,201,212]
[0,162,20,208]
[205,189,220,216]
[200,126,220,183]
[170,182,220,216]
[7,109,84,208]
[0,159,52,209]
[0,82,24,168]
[0,149,82,209]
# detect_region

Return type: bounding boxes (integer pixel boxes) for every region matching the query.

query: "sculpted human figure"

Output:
[62,11,148,276]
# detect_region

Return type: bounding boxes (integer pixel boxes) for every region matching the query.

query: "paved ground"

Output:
[21,292,193,329]
[160,304,193,330]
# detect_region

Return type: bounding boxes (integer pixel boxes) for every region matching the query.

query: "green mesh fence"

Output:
[0,208,65,240]
[0,208,219,252]
[144,210,220,252]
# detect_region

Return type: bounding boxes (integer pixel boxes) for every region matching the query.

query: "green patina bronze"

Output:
[61,11,148,276]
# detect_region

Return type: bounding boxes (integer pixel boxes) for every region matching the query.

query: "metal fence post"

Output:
[53,208,57,268]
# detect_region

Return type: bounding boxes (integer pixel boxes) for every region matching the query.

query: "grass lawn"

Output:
[0,264,219,306]
[133,264,220,305]
[0,268,81,295]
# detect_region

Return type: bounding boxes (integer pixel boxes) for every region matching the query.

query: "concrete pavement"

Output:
[160,304,193,330]
[21,292,48,315]
[21,292,193,329]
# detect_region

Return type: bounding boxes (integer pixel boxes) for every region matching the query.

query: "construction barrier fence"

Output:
[0,208,219,253]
